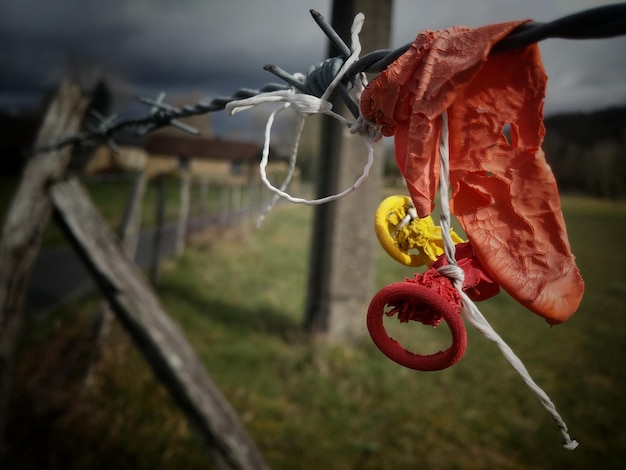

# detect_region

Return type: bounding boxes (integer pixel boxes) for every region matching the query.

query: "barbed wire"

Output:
[33,3,626,156]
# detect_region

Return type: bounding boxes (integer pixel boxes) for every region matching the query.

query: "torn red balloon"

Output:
[432,242,500,302]
[361,21,584,324]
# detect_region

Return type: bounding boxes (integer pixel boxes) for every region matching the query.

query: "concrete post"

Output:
[304,0,393,339]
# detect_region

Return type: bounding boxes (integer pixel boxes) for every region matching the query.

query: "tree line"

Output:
[543,106,626,200]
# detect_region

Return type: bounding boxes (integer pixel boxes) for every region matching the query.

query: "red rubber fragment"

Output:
[432,242,500,302]
[367,277,467,371]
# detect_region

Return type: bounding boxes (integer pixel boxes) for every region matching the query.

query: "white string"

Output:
[255,104,305,227]
[225,13,378,215]
[320,13,365,102]
[254,102,374,206]
[436,111,579,450]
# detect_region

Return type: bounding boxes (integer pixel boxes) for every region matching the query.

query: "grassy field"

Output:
[5,192,626,469]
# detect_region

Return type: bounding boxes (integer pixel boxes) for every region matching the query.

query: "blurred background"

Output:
[1,1,625,469]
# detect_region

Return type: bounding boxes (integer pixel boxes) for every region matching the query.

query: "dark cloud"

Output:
[541,37,626,113]
[390,0,626,114]
[0,0,624,117]
[0,0,334,113]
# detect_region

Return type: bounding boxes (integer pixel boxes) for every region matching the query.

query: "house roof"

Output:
[145,135,261,162]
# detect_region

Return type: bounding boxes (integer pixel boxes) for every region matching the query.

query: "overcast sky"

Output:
[1,0,625,134]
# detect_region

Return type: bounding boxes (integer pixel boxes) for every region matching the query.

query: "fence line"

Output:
[0,81,269,468]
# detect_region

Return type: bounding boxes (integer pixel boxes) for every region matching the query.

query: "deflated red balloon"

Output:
[361,21,584,324]
[432,242,500,302]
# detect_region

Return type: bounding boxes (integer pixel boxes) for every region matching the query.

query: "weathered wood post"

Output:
[118,170,148,255]
[50,177,268,469]
[219,184,229,227]
[150,173,166,285]
[86,169,148,384]
[237,184,245,226]
[304,0,392,338]
[176,157,191,256]
[0,81,88,444]
[228,185,236,226]
[199,178,209,229]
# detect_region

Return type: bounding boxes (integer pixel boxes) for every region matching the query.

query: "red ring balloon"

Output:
[367,282,467,371]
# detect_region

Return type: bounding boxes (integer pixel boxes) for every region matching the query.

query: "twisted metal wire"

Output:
[35,83,291,153]
[346,3,626,76]
[33,3,626,155]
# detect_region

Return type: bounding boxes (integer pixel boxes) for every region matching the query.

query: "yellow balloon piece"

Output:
[374,195,464,267]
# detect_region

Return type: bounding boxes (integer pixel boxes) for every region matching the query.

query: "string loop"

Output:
[225,13,378,219]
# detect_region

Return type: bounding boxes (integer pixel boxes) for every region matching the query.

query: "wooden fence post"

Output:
[0,81,87,444]
[199,179,209,229]
[50,177,267,469]
[118,170,148,255]
[220,184,229,227]
[150,173,166,285]
[237,184,245,226]
[86,170,148,384]
[176,166,191,257]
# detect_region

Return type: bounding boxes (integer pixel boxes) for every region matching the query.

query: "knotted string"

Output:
[436,111,578,450]
[225,13,380,226]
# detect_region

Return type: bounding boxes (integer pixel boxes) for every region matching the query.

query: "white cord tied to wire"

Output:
[436,111,579,450]
[225,13,380,225]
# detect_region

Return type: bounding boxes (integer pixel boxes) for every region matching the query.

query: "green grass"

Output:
[6,194,626,469]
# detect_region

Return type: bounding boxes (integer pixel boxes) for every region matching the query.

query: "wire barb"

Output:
[310,9,351,57]
[137,92,200,136]
[83,110,119,152]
